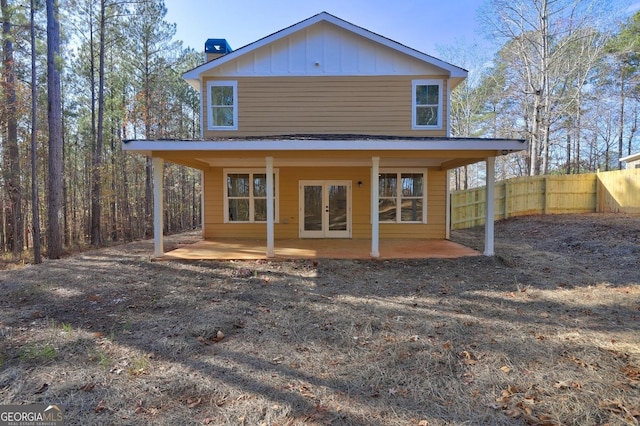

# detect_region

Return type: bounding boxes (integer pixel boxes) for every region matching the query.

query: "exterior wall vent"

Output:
[205,39,232,62]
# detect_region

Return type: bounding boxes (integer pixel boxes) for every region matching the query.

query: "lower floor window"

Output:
[379,170,426,223]
[225,170,278,222]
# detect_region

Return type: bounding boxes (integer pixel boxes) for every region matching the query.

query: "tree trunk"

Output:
[47,0,64,259]
[618,73,625,170]
[1,0,24,257]
[30,0,42,263]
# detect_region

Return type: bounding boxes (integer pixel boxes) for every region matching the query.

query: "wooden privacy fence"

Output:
[450,169,640,229]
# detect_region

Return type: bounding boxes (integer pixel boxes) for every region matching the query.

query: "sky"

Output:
[163,0,488,60]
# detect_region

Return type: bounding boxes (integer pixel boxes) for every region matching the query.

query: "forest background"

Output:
[0,0,639,262]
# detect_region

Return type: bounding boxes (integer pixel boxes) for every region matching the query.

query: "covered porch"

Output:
[122,137,528,260]
[159,238,481,261]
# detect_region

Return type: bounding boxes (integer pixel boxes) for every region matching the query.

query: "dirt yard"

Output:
[1,213,638,425]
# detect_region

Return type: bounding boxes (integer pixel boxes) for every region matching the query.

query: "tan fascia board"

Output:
[182,12,467,86]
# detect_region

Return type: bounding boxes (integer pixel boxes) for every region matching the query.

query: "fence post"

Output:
[595,169,600,213]
[504,180,509,219]
[543,176,549,215]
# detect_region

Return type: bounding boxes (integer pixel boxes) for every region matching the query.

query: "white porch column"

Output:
[152,157,164,257]
[266,156,275,258]
[484,156,496,256]
[200,171,205,238]
[445,169,451,240]
[370,157,380,257]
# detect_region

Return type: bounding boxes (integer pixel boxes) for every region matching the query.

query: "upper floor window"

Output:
[207,80,237,130]
[412,80,442,129]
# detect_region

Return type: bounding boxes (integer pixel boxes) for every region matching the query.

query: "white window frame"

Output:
[412,79,442,130]
[378,169,427,224]
[223,169,279,223]
[207,80,238,131]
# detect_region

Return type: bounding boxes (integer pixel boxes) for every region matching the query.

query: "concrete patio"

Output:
[159,238,481,261]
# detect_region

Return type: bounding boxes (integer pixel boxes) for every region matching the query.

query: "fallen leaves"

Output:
[599,400,640,423]
[79,383,96,392]
[622,364,640,381]
[196,330,225,345]
[34,383,48,394]
[283,382,315,399]
[491,385,560,425]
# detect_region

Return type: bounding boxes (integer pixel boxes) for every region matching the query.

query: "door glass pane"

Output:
[304,186,322,231]
[328,185,347,231]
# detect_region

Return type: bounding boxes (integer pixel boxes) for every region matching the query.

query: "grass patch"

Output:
[19,344,57,362]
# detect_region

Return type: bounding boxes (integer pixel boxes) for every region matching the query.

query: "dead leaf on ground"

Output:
[34,383,48,394]
[622,364,640,381]
[186,397,202,408]
[79,383,95,392]
[95,400,110,414]
[599,400,638,421]
[553,381,580,389]
[459,350,477,365]
[500,365,512,373]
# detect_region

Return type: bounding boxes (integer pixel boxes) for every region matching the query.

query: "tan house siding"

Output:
[202,76,449,138]
[203,166,447,240]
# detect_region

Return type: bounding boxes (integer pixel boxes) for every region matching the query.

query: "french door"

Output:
[299,181,351,238]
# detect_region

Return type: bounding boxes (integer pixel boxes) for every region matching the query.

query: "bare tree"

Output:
[47,0,63,258]
[480,0,618,175]
[1,0,24,257]
[31,0,42,263]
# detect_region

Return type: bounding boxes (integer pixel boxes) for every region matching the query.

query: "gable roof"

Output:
[183,12,467,89]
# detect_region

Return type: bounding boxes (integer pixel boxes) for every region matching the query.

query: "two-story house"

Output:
[123,12,527,258]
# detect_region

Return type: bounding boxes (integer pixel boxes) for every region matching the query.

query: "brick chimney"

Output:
[204,39,232,62]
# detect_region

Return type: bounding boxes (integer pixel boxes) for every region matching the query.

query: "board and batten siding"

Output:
[202,76,449,138]
[203,166,447,240]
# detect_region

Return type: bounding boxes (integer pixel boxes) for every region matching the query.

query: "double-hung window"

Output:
[379,170,427,223]
[412,80,442,129]
[224,170,278,223]
[207,80,237,130]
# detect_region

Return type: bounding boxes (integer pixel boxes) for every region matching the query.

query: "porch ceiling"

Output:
[122,136,527,171]
[159,238,481,261]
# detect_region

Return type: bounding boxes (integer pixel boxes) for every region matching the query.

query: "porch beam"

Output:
[152,157,164,257]
[371,156,380,257]
[484,156,495,256]
[266,156,275,258]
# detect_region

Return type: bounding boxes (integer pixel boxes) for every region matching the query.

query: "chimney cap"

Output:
[205,39,232,54]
